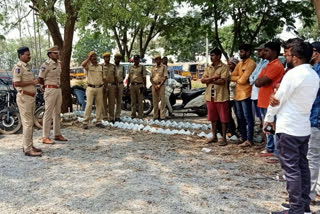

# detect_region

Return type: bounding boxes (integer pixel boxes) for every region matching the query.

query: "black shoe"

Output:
[281,203,311,214]
[96,123,105,128]
[82,124,88,129]
[270,210,288,214]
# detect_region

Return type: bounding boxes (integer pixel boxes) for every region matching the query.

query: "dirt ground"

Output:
[0,113,319,214]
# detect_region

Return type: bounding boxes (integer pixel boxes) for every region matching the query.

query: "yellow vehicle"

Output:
[70,67,85,78]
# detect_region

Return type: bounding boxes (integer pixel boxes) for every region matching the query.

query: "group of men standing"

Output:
[12,46,67,157]
[202,39,320,214]
[80,52,168,130]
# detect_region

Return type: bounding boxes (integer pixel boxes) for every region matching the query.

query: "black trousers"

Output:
[276,133,311,214]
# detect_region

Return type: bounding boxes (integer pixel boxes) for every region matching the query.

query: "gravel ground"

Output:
[0,115,319,214]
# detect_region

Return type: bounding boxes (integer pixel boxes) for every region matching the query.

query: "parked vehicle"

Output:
[122,87,153,116]
[165,79,207,116]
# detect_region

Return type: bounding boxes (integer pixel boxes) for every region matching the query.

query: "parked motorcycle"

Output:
[0,79,44,134]
[165,79,207,116]
[122,87,153,116]
[0,79,21,134]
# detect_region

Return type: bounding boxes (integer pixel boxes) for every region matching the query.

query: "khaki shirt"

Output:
[150,64,168,83]
[84,63,104,86]
[230,58,256,101]
[202,62,229,102]
[12,60,36,94]
[115,64,125,83]
[129,64,146,83]
[102,63,117,83]
[38,59,61,85]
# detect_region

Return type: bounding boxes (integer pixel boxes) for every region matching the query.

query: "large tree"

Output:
[312,0,320,30]
[79,0,175,60]
[30,0,83,112]
[186,0,314,59]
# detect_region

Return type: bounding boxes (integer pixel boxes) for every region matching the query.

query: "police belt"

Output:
[131,82,143,86]
[88,84,103,88]
[45,85,60,89]
[18,90,36,97]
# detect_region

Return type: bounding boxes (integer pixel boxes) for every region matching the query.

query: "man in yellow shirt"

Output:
[230,44,257,147]
[201,48,230,146]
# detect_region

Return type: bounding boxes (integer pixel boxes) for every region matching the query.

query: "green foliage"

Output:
[298,15,320,41]
[0,35,49,70]
[73,31,115,64]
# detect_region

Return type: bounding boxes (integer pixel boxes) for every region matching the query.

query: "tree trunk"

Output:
[312,0,320,30]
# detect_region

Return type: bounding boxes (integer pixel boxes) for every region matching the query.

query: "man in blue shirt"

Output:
[307,42,320,202]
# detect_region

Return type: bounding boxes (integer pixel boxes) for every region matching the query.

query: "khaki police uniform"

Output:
[129,64,146,118]
[102,63,117,121]
[12,61,37,152]
[83,63,104,125]
[151,64,168,119]
[115,64,125,119]
[39,59,63,139]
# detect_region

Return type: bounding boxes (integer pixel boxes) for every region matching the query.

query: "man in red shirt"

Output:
[255,41,284,157]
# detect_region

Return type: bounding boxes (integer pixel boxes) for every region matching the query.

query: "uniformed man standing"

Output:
[13,47,42,157]
[81,51,105,129]
[114,53,125,121]
[151,55,168,120]
[102,52,118,123]
[38,46,67,144]
[128,55,146,119]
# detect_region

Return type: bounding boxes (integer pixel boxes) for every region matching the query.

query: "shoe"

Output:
[239,140,253,147]
[281,203,311,214]
[258,150,274,157]
[42,138,55,144]
[82,124,88,129]
[32,146,42,152]
[25,149,42,157]
[96,123,105,128]
[265,156,280,164]
[206,137,218,144]
[270,210,288,214]
[54,135,68,141]
[218,141,227,146]
[115,118,121,122]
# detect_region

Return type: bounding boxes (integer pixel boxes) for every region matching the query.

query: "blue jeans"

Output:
[260,107,277,155]
[73,88,86,111]
[251,99,262,122]
[235,97,254,142]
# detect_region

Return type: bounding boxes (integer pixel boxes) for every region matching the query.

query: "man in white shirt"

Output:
[266,39,320,214]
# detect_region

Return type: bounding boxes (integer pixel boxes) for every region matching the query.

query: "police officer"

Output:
[38,46,67,144]
[81,51,105,129]
[114,53,125,121]
[13,47,41,157]
[151,55,168,120]
[128,55,146,119]
[102,52,118,123]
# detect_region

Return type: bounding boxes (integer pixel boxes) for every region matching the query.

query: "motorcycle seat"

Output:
[181,88,205,105]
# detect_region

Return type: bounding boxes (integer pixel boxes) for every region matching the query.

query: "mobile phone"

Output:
[264,124,275,135]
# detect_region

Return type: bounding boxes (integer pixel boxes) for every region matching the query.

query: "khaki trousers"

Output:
[43,88,62,138]
[115,84,124,119]
[83,87,103,124]
[17,93,35,152]
[152,85,166,119]
[107,85,116,121]
[103,88,108,120]
[130,84,143,118]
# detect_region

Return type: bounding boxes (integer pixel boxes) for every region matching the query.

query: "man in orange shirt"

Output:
[255,42,284,157]
[230,44,256,147]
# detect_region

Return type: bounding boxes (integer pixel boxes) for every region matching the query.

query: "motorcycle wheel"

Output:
[195,107,207,117]
[143,97,153,116]
[0,111,22,135]
[34,106,45,129]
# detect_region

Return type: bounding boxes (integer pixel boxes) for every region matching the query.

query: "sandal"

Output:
[218,141,227,146]
[206,137,218,144]
[239,140,253,147]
